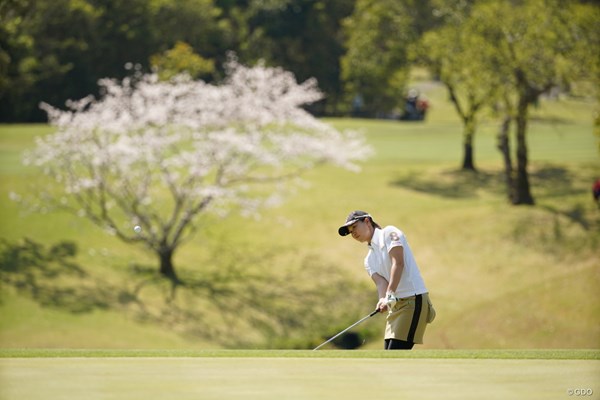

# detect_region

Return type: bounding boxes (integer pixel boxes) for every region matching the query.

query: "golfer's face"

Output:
[348,220,370,242]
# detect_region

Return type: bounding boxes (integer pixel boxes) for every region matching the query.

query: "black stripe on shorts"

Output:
[407,294,423,343]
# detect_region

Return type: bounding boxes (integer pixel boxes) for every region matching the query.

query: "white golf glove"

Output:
[377,291,398,312]
[385,291,398,309]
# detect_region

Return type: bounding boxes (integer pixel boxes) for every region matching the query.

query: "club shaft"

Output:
[313,309,379,351]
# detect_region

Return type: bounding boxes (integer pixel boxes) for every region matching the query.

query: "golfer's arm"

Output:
[387,246,404,294]
[371,273,389,299]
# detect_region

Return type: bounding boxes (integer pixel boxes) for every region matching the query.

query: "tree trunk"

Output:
[158,246,180,283]
[462,118,476,171]
[512,94,535,205]
[497,115,514,201]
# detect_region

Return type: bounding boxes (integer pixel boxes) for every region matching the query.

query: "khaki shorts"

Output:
[385,293,435,344]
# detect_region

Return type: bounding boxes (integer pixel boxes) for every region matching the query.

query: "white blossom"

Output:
[23,57,372,274]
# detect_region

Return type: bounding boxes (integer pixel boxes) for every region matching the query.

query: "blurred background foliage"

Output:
[1,0,597,121]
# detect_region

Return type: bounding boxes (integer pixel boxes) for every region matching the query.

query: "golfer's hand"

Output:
[379,292,398,312]
[376,297,389,312]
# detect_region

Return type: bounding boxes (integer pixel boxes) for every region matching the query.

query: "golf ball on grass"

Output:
[134,225,142,233]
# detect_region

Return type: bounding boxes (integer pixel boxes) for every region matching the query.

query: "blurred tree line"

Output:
[1,0,230,121]
[0,0,466,121]
[1,0,597,123]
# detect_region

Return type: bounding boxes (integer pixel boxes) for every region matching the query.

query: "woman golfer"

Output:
[338,210,435,350]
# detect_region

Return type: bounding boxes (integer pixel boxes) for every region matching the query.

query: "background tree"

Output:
[150,41,215,81]
[227,0,355,115]
[568,1,600,153]
[147,0,229,66]
[418,14,500,171]
[340,0,416,117]
[471,0,600,204]
[0,0,100,121]
[22,59,371,282]
[0,0,227,122]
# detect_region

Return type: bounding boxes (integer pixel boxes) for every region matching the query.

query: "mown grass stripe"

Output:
[1,349,598,360]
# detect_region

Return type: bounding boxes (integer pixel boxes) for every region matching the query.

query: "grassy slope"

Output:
[0,83,598,349]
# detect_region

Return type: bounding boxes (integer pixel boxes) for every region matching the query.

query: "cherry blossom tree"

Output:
[24,57,372,282]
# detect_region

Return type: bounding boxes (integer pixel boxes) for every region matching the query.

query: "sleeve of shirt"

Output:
[384,226,404,251]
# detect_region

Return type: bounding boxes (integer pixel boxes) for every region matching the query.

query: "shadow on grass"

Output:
[127,247,374,349]
[0,238,128,313]
[390,168,504,199]
[0,238,372,349]
[528,164,597,232]
[391,164,597,236]
[392,164,591,200]
[540,203,593,231]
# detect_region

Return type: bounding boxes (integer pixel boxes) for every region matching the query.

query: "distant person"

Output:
[351,94,364,117]
[403,89,419,120]
[400,89,428,121]
[416,96,429,120]
[593,179,600,207]
[338,210,435,350]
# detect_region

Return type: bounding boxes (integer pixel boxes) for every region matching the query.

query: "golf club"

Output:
[313,309,379,351]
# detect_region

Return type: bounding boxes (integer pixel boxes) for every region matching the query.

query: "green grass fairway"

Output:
[1,85,598,350]
[1,350,598,400]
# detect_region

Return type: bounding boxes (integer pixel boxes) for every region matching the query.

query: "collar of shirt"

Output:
[368,227,385,249]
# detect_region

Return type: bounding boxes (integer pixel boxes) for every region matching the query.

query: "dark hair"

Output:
[365,216,381,230]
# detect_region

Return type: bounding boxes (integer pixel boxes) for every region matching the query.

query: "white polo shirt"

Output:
[365,226,428,299]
